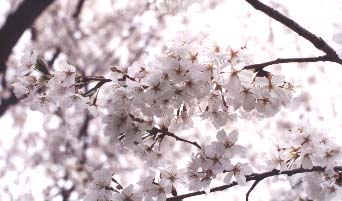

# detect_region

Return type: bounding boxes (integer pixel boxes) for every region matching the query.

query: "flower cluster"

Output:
[102,39,294,153]
[14,40,294,146]
[269,127,342,200]
[12,53,107,113]
[84,129,253,200]
[13,37,295,201]
[186,129,251,190]
[270,128,342,171]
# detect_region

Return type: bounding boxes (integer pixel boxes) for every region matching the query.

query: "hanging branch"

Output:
[243,0,342,72]
[166,166,342,201]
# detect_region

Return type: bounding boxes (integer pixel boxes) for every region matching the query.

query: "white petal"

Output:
[235,174,247,185]
[223,172,233,184]
[216,129,227,141]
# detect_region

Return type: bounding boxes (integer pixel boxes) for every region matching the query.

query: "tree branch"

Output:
[246,179,261,201]
[244,0,339,58]
[0,0,55,116]
[243,55,331,71]
[72,0,86,20]
[166,166,342,201]
[148,127,202,149]
[164,131,202,149]
[244,0,342,72]
[47,47,62,67]
[0,92,18,117]
[0,0,55,73]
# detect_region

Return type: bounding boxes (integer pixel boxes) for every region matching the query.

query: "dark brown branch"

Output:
[47,47,62,67]
[0,0,55,116]
[0,92,18,117]
[72,0,86,20]
[148,127,202,149]
[0,0,55,73]
[244,0,340,59]
[243,55,331,71]
[164,131,202,149]
[78,112,91,165]
[246,179,260,201]
[166,166,342,201]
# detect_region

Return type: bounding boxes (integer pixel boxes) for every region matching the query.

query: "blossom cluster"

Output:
[102,39,294,152]
[13,38,295,201]
[13,51,88,113]
[269,127,342,200]
[83,129,252,201]
[186,129,251,190]
[13,39,295,148]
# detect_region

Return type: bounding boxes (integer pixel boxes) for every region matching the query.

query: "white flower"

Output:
[223,162,252,185]
[13,76,38,99]
[216,129,245,157]
[92,168,113,190]
[46,76,74,102]
[143,72,171,104]
[217,129,238,148]
[314,147,342,171]
[232,83,256,112]
[160,166,185,186]
[18,51,38,75]
[84,189,113,201]
[134,144,165,167]
[59,93,87,110]
[30,95,54,113]
[113,185,143,201]
[186,160,213,191]
[299,150,314,169]
[266,144,288,171]
[201,108,236,128]
[102,112,132,142]
[219,68,253,96]
[54,60,76,87]
[153,180,173,201]
[137,176,156,201]
[204,142,231,174]
[255,88,281,117]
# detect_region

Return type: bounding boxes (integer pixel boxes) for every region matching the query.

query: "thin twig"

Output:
[246,179,261,201]
[243,55,331,71]
[243,0,342,73]
[164,131,202,149]
[148,127,202,149]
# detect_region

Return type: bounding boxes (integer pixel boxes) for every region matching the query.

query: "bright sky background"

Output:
[1,0,342,200]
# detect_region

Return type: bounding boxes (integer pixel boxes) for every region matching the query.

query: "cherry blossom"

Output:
[223,162,253,185]
[10,29,306,201]
[112,185,143,201]
[18,51,38,75]
[92,168,113,190]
